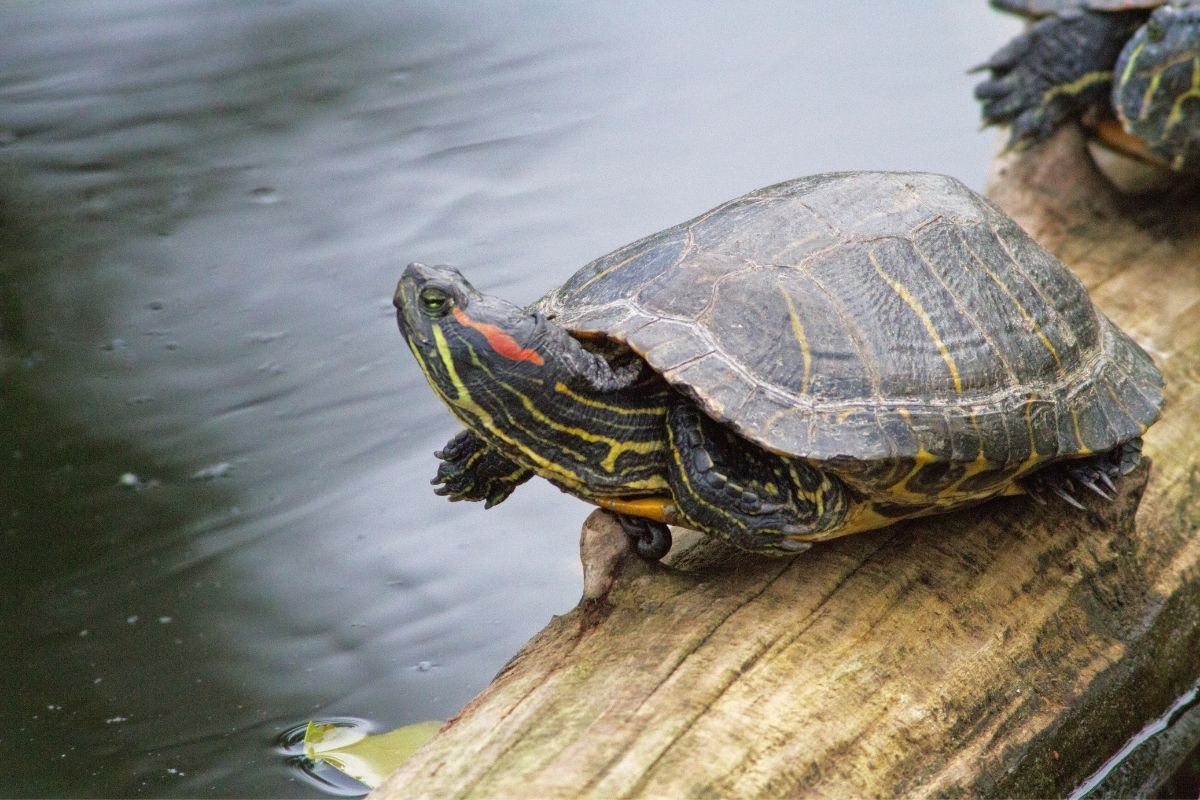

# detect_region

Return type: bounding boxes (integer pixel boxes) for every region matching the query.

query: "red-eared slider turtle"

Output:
[976,1,1200,173]
[394,172,1163,559]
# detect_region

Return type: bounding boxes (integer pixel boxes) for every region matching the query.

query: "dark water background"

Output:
[0,2,1029,796]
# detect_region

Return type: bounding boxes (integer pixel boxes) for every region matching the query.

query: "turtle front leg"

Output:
[974,10,1142,147]
[432,429,532,508]
[663,402,848,556]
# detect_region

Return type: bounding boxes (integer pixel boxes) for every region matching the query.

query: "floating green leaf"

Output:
[303,719,441,788]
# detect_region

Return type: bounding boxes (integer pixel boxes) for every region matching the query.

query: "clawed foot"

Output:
[1021,439,1142,509]
[617,515,672,561]
[432,430,531,508]
[973,11,1131,149]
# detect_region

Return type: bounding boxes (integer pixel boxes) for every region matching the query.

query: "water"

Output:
[1069,680,1200,799]
[276,719,374,797]
[0,2,1019,795]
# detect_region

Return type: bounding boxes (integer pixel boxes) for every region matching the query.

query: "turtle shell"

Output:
[538,171,1163,468]
[993,0,1163,16]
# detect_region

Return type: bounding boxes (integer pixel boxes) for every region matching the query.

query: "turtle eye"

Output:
[419,287,452,317]
[1146,18,1165,42]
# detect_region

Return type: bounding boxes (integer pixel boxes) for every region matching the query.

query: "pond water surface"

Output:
[0,3,1019,795]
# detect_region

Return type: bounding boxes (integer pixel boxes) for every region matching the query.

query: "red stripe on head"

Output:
[452,307,545,365]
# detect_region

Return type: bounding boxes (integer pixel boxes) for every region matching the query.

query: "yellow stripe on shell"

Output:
[1121,40,1145,96]
[959,235,1063,372]
[868,249,963,394]
[1164,57,1200,135]
[1070,407,1093,456]
[780,288,814,395]
[570,251,645,296]
[1139,57,1164,120]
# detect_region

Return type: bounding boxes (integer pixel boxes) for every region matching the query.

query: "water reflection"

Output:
[0,2,1017,795]
[276,719,373,796]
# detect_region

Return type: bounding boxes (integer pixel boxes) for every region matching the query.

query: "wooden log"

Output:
[372,126,1200,799]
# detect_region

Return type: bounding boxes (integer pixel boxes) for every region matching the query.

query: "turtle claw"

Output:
[1021,440,1144,512]
[773,531,815,553]
[1051,483,1087,511]
[1073,473,1114,502]
[733,526,814,557]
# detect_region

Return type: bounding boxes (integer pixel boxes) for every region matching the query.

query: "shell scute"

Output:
[806,408,883,463]
[664,353,756,426]
[630,318,712,374]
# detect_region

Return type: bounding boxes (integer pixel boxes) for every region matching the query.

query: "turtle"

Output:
[974,0,1200,173]
[393,171,1163,560]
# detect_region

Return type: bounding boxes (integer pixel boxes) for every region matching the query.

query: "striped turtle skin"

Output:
[977,0,1200,174]
[539,171,1163,503]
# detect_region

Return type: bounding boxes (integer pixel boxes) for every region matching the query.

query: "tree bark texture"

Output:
[372,126,1200,799]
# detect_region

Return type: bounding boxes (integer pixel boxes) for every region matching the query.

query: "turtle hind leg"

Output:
[663,401,846,556]
[974,10,1143,147]
[1020,438,1144,509]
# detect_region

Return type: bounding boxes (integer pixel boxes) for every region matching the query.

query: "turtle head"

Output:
[395,262,480,346]
[394,262,550,418]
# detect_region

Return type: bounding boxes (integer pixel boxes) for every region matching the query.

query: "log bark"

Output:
[373,126,1200,799]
